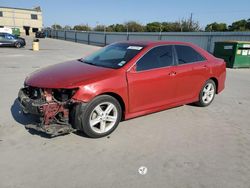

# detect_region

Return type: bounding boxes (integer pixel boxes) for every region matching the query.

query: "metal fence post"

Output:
[104,33,107,46]
[207,33,212,52]
[75,31,77,42]
[127,32,129,41]
[64,30,66,40]
[88,32,90,45]
[158,33,162,40]
[209,35,213,52]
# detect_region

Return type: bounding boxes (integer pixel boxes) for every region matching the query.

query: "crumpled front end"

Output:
[18,86,78,136]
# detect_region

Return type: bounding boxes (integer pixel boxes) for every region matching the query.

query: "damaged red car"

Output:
[18,41,226,138]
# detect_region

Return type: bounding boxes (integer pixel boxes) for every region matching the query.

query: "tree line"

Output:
[49,18,250,32]
[205,19,250,31]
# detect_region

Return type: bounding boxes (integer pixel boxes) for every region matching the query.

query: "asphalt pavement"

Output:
[0,37,250,188]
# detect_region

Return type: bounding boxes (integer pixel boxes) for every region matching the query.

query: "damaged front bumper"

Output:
[18,87,77,136]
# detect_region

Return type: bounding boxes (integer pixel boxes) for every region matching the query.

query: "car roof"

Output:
[0,32,12,35]
[119,40,195,47]
[118,40,215,61]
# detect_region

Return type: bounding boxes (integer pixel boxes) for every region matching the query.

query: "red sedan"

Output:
[18,41,226,138]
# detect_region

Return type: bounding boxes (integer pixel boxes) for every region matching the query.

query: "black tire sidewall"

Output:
[80,95,122,138]
[198,79,216,107]
[15,42,21,48]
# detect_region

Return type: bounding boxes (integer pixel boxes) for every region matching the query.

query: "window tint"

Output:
[175,45,205,64]
[98,47,126,61]
[136,45,173,71]
[31,14,38,19]
[5,34,15,40]
[0,33,5,39]
[82,43,144,69]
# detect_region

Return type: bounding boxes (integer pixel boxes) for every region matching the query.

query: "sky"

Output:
[0,0,249,28]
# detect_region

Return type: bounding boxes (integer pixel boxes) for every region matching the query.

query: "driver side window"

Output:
[136,45,174,71]
[6,34,14,40]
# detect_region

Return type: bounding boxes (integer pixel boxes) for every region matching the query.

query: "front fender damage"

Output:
[18,87,79,136]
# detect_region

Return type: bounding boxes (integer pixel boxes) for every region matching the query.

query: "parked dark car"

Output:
[0,32,26,48]
[35,31,46,38]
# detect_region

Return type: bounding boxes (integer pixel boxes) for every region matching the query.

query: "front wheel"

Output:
[79,95,122,138]
[15,42,21,48]
[196,79,216,107]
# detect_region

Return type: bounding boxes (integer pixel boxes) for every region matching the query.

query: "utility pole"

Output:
[189,13,193,31]
[159,24,162,40]
[126,24,129,41]
[13,10,16,28]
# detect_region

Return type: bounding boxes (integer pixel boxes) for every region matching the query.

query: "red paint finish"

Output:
[24,41,226,120]
[25,60,115,89]
[127,65,178,113]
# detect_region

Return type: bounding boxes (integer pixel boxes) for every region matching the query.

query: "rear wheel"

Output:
[78,95,122,138]
[196,79,216,107]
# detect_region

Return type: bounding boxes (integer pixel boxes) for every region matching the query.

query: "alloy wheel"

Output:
[202,83,215,104]
[89,102,118,134]
[15,42,21,48]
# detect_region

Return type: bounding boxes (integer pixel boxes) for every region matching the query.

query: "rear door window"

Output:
[136,45,174,71]
[175,45,205,65]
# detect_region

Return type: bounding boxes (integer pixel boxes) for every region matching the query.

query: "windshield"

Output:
[80,43,145,69]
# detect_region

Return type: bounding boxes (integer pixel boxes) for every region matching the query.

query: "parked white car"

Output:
[0,27,12,34]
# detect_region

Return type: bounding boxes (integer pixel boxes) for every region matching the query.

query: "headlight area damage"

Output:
[18,86,79,136]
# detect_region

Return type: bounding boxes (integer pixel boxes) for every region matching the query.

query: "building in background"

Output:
[0,6,43,36]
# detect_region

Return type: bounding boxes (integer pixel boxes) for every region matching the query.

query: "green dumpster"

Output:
[213,41,250,68]
[12,28,20,36]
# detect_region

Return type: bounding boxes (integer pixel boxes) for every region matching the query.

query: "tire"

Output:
[15,42,21,48]
[196,79,216,107]
[77,95,122,138]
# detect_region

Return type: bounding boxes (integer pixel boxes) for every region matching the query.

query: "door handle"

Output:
[202,65,208,69]
[168,71,177,76]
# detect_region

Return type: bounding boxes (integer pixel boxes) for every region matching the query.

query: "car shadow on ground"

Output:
[186,103,200,107]
[11,98,51,138]
[10,98,91,138]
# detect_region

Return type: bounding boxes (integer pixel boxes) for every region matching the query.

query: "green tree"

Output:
[73,24,91,31]
[229,19,249,31]
[205,22,227,31]
[51,24,62,30]
[93,25,106,32]
[125,21,145,32]
[106,24,126,32]
[178,19,200,32]
[63,25,72,30]
[161,22,181,32]
[146,22,162,32]
[247,19,250,30]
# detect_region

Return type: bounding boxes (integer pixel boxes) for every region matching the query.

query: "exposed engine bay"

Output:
[18,86,79,136]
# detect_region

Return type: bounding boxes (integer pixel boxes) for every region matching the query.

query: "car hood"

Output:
[25,60,115,88]
[17,37,25,40]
